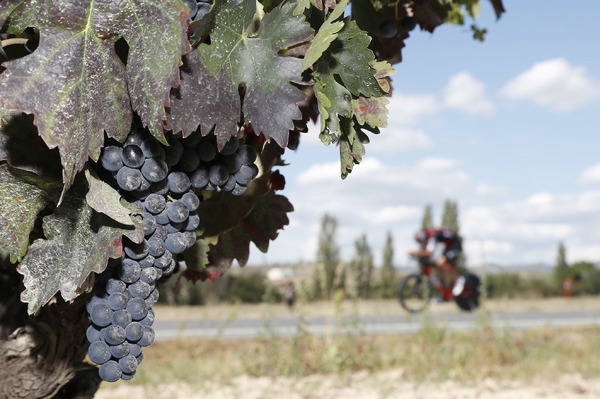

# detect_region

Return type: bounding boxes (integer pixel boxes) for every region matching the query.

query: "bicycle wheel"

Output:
[397,273,434,313]
[454,273,481,312]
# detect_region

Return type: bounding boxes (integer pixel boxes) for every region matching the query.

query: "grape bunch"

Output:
[87,127,258,381]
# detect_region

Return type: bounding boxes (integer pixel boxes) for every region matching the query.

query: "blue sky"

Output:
[247,1,600,268]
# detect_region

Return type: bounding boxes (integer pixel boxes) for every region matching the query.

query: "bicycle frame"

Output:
[421,263,454,301]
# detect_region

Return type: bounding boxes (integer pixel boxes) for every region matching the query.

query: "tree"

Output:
[316,214,340,299]
[380,231,396,298]
[441,199,460,232]
[441,199,466,270]
[554,242,570,282]
[422,204,434,229]
[0,0,504,395]
[350,234,374,299]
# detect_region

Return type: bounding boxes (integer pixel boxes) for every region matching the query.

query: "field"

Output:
[96,297,600,398]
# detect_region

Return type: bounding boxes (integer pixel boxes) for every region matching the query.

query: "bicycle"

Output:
[397,257,481,313]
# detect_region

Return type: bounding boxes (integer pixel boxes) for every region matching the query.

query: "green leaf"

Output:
[313,19,383,98]
[352,61,394,128]
[0,0,190,193]
[0,165,52,263]
[166,51,241,146]
[313,72,353,138]
[0,0,22,28]
[301,0,348,72]
[338,118,365,178]
[352,96,389,128]
[182,237,211,272]
[84,170,138,228]
[17,185,131,314]
[198,1,313,149]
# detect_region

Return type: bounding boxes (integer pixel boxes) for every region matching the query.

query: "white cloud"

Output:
[462,191,600,266]
[386,93,441,125]
[475,183,510,198]
[443,72,495,116]
[500,58,600,112]
[368,127,433,154]
[416,157,461,171]
[578,163,600,185]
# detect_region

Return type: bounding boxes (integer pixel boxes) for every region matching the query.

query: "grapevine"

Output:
[0,0,504,393]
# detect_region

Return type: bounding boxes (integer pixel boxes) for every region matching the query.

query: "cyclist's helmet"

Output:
[414,229,428,244]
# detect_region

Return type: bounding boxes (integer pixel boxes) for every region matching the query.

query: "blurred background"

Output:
[97,1,600,397]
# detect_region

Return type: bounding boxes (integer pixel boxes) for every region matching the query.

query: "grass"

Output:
[101,296,600,390]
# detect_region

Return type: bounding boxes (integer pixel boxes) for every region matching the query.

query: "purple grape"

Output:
[101,324,126,346]
[167,201,189,223]
[140,309,155,327]
[111,309,132,328]
[118,259,141,284]
[165,233,187,254]
[237,145,257,165]
[105,278,126,295]
[88,341,111,365]
[129,281,153,299]
[125,321,144,342]
[99,360,122,382]
[87,325,102,342]
[101,146,123,172]
[116,167,143,191]
[183,212,200,231]
[118,354,138,374]
[139,254,155,268]
[220,136,239,155]
[164,138,184,166]
[90,303,113,327]
[109,341,130,359]
[209,164,229,186]
[222,153,242,173]
[177,148,200,172]
[127,298,148,321]
[234,164,254,185]
[124,240,149,261]
[141,158,168,182]
[141,138,165,159]
[108,292,128,311]
[121,145,144,168]
[190,165,209,188]
[141,212,157,237]
[167,171,191,194]
[197,141,216,162]
[137,326,155,347]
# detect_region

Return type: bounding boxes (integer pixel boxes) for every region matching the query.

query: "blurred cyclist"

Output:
[408,227,465,299]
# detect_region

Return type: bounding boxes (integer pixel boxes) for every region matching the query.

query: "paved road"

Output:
[153,309,600,340]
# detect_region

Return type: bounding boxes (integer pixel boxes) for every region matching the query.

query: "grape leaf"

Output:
[84,170,143,243]
[0,165,53,263]
[0,0,22,28]
[198,1,313,149]
[313,19,382,98]
[301,0,348,72]
[338,118,365,178]
[166,51,241,143]
[17,185,132,314]
[352,61,394,128]
[182,237,211,272]
[0,0,190,195]
[196,191,254,238]
[207,191,293,270]
[314,73,353,139]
